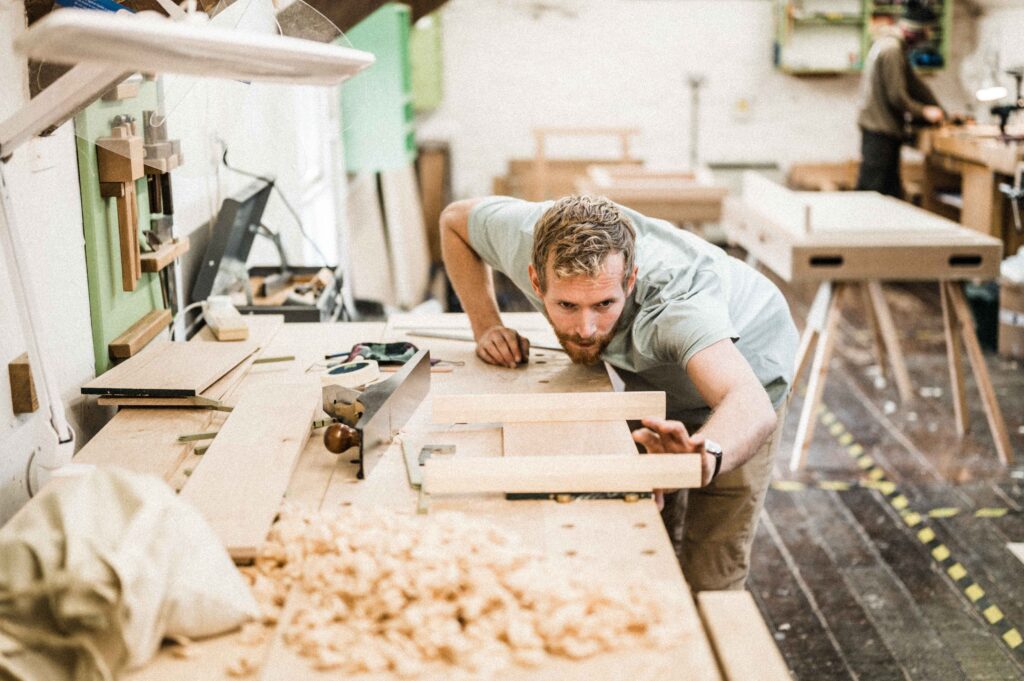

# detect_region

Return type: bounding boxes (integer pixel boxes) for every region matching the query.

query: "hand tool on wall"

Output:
[97,119,144,291]
[142,110,181,217]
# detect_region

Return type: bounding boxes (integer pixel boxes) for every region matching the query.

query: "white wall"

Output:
[0,4,97,521]
[417,0,973,198]
[970,2,1024,128]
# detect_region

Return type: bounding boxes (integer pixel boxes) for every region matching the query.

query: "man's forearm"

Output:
[440,222,503,338]
[696,384,777,474]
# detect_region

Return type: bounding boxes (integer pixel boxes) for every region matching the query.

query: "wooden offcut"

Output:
[139,236,189,273]
[82,340,257,397]
[8,353,38,414]
[179,383,318,563]
[697,591,791,681]
[421,453,701,495]
[108,308,172,360]
[432,391,665,424]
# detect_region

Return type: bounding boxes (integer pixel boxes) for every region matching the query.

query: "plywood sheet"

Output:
[380,165,431,308]
[346,172,395,306]
[81,340,257,397]
[697,591,791,681]
[433,391,665,424]
[421,453,702,494]
[179,382,318,563]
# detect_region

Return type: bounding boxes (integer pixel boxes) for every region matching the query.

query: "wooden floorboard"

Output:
[748,514,853,680]
[749,278,1024,681]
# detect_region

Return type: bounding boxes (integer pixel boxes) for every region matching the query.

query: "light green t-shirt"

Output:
[468,197,799,425]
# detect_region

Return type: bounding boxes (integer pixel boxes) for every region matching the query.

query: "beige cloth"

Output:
[0,467,259,681]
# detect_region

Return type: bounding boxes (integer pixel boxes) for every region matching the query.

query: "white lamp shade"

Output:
[14,8,374,87]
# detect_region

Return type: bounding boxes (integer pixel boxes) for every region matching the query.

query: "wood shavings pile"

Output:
[241,506,687,678]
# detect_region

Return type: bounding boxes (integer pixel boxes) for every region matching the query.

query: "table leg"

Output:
[946,281,1013,465]
[866,280,914,404]
[940,281,968,435]
[859,282,889,381]
[790,282,843,472]
[793,281,832,389]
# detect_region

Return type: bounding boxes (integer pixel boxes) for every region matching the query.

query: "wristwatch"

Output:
[704,439,724,486]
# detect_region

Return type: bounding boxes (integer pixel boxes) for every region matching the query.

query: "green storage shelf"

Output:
[73,81,164,375]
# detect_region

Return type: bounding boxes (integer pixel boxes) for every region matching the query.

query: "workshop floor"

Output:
[751,280,1024,681]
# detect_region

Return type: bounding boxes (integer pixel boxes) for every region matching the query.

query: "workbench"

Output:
[574,166,729,228]
[918,125,1023,256]
[723,174,1011,470]
[67,313,790,680]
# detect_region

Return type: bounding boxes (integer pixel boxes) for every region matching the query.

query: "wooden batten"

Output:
[432,391,665,424]
[421,453,701,495]
[108,308,172,360]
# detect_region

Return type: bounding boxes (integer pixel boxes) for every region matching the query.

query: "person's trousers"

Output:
[856,128,903,199]
[659,406,786,592]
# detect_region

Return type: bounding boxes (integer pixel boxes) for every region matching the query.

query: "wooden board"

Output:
[421,453,702,494]
[98,316,285,407]
[697,591,791,681]
[503,420,637,457]
[380,165,431,309]
[346,172,395,306]
[432,391,665,424]
[179,382,318,563]
[82,340,257,397]
[722,175,1003,283]
[108,308,171,360]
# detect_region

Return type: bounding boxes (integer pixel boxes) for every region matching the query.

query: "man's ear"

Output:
[625,265,638,295]
[528,263,543,297]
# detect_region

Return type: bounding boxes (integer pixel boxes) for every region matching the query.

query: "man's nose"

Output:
[575,311,597,338]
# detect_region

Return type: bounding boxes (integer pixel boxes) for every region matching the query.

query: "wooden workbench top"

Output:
[73,314,728,680]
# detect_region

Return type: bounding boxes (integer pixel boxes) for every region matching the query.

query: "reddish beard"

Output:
[555,329,615,365]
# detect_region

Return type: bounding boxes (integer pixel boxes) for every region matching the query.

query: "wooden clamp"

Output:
[96,122,145,291]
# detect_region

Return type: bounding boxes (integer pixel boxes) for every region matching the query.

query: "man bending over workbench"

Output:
[440,194,798,591]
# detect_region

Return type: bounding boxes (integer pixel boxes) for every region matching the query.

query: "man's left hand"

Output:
[632,418,708,509]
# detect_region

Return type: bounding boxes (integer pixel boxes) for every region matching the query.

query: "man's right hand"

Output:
[923,105,944,124]
[476,325,530,368]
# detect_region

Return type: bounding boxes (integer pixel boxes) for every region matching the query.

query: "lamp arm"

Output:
[0,63,128,160]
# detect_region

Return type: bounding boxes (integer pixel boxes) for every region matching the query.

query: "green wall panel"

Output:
[340,3,416,173]
[410,13,443,113]
[74,81,163,375]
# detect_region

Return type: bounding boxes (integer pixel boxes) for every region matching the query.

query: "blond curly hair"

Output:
[531,195,636,291]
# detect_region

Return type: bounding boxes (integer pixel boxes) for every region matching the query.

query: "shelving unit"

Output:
[775,0,950,76]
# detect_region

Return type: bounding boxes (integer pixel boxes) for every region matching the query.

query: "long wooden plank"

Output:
[432,391,665,424]
[421,453,701,495]
[179,383,318,562]
[82,340,257,396]
[697,591,791,681]
[380,165,431,309]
